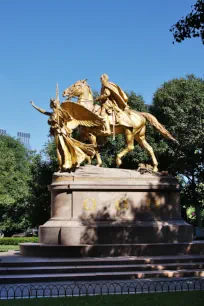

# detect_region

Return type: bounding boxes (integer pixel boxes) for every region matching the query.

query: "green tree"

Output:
[150,75,204,227]
[28,139,58,228]
[0,135,31,235]
[170,0,204,44]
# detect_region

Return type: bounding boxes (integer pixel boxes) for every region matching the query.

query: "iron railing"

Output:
[0,278,204,300]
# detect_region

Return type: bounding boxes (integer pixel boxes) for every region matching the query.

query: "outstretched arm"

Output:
[30,101,52,116]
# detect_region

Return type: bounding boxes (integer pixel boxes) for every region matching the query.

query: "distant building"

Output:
[0,130,31,149]
[17,132,31,149]
[0,129,7,136]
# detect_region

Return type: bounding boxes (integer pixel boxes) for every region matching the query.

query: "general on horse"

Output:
[62,75,177,172]
[62,74,140,137]
[94,73,129,135]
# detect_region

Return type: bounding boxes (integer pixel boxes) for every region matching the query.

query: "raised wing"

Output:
[61,102,103,127]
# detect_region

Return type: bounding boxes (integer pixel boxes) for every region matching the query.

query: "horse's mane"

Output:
[87,84,93,95]
[76,79,92,95]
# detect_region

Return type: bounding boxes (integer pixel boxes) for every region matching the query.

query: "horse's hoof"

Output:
[116,156,122,167]
[153,166,158,173]
[86,157,92,164]
[62,164,70,171]
[96,163,102,167]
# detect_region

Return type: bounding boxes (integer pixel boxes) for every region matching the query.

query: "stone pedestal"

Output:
[20,166,195,257]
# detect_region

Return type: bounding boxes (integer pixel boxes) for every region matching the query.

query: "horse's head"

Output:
[62,79,89,99]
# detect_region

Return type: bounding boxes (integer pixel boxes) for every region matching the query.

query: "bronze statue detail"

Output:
[31,75,177,172]
[30,85,97,171]
[62,74,177,172]
[94,73,129,135]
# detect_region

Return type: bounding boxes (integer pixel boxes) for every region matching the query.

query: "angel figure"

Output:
[30,98,95,171]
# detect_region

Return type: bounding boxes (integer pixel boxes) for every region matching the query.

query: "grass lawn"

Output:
[0,245,19,252]
[0,291,204,306]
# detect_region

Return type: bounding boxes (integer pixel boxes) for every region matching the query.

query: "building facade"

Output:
[0,129,7,135]
[17,132,31,149]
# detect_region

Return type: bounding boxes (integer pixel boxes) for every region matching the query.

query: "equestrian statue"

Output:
[31,74,177,172]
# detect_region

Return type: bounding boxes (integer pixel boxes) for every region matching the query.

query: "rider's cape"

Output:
[101,81,128,111]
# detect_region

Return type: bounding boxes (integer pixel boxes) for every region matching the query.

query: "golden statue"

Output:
[62,75,177,172]
[94,73,129,135]
[30,85,98,171]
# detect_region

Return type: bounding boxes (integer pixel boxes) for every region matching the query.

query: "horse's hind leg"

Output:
[135,126,158,172]
[116,128,134,166]
[85,155,92,165]
[88,133,102,167]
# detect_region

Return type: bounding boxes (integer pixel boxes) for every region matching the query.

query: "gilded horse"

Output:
[62,80,177,172]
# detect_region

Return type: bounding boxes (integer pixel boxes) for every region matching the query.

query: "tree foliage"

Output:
[170,0,204,44]
[27,140,58,228]
[150,75,204,226]
[0,136,58,235]
[0,135,31,235]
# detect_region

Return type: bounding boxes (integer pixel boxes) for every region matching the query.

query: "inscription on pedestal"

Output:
[83,198,97,211]
[115,196,129,211]
[73,190,179,221]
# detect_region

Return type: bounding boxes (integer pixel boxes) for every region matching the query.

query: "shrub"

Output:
[0,237,38,245]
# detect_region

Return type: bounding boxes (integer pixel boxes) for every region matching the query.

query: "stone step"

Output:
[19,241,204,257]
[0,262,204,275]
[0,269,204,284]
[1,254,204,267]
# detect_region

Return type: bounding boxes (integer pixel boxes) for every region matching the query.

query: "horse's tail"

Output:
[141,112,178,143]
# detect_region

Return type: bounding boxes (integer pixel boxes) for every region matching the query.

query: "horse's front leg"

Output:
[116,128,134,166]
[88,133,102,167]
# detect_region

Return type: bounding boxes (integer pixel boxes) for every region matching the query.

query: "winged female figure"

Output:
[30,97,99,171]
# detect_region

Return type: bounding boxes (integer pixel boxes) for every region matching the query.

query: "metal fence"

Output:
[0,278,204,300]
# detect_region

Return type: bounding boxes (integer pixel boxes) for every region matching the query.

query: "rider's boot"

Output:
[102,119,111,135]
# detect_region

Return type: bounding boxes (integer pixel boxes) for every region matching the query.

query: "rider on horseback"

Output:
[61,76,177,171]
[95,73,129,135]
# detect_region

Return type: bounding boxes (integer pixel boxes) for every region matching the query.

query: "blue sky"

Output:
[0,0,203,151]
